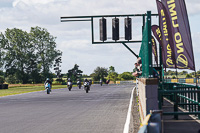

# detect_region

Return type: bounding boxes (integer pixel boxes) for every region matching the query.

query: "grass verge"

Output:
[0,85,67,97]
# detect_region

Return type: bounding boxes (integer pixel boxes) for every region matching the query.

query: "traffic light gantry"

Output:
[60,13,158,58]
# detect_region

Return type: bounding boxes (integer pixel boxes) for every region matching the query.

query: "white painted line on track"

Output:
[123,86,135,133]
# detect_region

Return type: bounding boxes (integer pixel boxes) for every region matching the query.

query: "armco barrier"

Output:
[118,80,134,84]
[171,79,178,83]
[0,84,8,89]
[185,78,194,84]
[164,78,199,84]
[115,80,135,84]
[138,110,162,133]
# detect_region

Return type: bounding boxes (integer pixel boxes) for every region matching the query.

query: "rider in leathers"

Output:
[44,78,52,91]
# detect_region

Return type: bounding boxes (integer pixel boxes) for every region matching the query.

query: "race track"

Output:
[0,84,134,133]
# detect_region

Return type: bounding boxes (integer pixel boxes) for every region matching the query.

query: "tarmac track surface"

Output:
[0,84,134,133]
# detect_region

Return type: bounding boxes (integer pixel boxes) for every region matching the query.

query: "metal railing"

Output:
[159,82,200,119]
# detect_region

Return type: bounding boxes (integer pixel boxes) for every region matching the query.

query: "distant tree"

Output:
[180,71,188,75]
[108,66,115,74]
[107,66,118,82]
[90,67,108,82]
[172,75,176,79]
[107,72,118,82]
[118,72,133,81]
[2,28,33,83]
[67,64,83,82]
[0,33,5,69]
[186,74,193,78]
[5,74,22,84]
[165,70,176,76]
[0,27,62,83]
[190,72,195,76]
[26,59,41,83]
[54,56,62,78]
[197,70,200,75]
[30,26,62,80]
[82,74,89,78]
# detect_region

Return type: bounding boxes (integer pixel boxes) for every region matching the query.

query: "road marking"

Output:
[123,87,135,133]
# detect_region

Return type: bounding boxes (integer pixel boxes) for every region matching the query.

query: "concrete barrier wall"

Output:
[138,78,159,121]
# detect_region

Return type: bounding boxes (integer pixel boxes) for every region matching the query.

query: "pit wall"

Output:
[138,78,159,121]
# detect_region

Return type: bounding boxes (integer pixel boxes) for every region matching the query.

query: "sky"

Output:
[0,0,200,75]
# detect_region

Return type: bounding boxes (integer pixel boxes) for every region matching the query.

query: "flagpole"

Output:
[195,71,197,86]
[176,68,178,82]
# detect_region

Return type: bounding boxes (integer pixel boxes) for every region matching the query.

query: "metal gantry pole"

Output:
[122,43,139,58]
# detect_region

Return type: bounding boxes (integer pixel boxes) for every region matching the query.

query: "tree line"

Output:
[55,65,135,84]
[0,26,62,84]
[90,66,135,83]
[164,70,200,78]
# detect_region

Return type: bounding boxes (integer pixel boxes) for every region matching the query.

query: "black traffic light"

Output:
[112,18,119,41]
[125,18,132,40]
[99,18,107,41]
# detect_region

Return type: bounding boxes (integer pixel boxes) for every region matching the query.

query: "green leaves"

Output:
[67,64,83,82]
[90,67,108,82]
[0,26,62,83]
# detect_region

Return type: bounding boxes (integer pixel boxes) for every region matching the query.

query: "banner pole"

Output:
[176,68,178,81]
[195,71,197,86]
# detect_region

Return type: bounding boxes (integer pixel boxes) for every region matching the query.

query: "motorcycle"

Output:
[77,81,81,89]
[83,81,90,93]
[45,82,51,94]
[67,82,72,91]
[100,81,102,86]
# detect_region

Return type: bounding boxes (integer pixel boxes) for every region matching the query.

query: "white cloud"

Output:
[0,0,200,74]
[186,0,200,16]
[12,0,54,7]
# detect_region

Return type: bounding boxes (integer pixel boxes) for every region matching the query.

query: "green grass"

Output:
[0,85,66,97]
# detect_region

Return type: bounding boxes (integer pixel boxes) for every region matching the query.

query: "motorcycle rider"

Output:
[84,78,88,83]
[77,78,81,89]
[67,78,72,86]
[89,79,92,86]
[44,78,52,91]
[84,78,89,86]
[77,78,81,84]
[67,78,72,83]
[67,78,73,90]
[100,79,103,86]
[84,78,90,92]
[106,79,110,85]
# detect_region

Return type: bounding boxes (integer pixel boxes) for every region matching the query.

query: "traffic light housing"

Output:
[99,18,107,41]
[112,18,119,41]
[125,18,132,40]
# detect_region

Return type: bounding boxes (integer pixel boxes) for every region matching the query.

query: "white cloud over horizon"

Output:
[0,0,200,74]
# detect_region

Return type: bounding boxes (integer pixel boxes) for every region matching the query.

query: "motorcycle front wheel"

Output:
[68,86,72,91]
[86,87,89,93]
[79,85,81,89]
[47,88,50,94]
